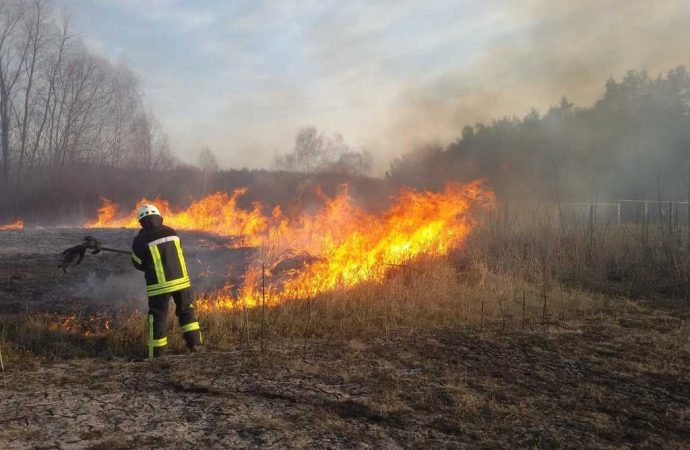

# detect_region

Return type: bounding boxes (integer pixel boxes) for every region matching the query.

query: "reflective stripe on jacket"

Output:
[132,217,190,297]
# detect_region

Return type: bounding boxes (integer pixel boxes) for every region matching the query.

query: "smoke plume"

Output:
[382,0,690,156]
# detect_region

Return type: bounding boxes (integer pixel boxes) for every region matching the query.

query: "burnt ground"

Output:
[1,317,689,449]
[0,228,254,318]
[1,229,689,449]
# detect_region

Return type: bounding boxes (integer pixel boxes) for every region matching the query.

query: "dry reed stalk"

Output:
[260,260,266,353]
[243,304,251,349]
[480,298,485,331]
[303,294,312,352]
[383,290,389,339]
[542,262,548,325]
[0,347,6,389]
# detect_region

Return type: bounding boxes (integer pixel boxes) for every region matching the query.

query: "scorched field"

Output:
[0,183,689,449]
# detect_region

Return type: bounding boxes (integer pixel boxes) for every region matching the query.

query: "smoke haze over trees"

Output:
[1,0,689,223]
[387,67,690,201]
[4,64,690,222]
[273,127,373,176]
[0,0,171,188]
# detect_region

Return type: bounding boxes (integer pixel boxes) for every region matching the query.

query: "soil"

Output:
[1,318,689,449]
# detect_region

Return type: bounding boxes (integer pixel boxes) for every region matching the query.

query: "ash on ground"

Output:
[0,228,255,319]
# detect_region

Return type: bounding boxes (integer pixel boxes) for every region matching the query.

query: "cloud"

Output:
[68,0,690,173]
[96,0,217,31]
[81,34,108,55]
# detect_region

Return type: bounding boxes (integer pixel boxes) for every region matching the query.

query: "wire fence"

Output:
[488,200,690,228]
[560,200,690,226]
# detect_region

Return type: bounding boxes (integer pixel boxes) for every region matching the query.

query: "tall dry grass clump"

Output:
[469,205,690,303]
[180,253,600,353]
[1,252,603,362]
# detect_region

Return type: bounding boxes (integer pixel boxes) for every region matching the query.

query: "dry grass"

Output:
[1,254,602,363]
[1,218,688,363]
[4,309,687,448]
[470,208,690,301]
[196,255,600,347]
[1,221,689,448]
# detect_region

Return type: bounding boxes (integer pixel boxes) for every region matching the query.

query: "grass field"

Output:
[0,220,689,448]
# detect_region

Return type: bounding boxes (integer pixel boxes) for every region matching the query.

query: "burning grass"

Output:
[86,190,270,246]
[1,255,603,365]
[3,180,499,365]
[196,256,602,346]
[0,219,23,231]
[2,198,688,365]
[87,180,495,310]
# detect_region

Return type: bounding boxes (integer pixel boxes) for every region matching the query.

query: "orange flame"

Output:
[86,189,271,246]
[46,314,112,336]
[0,219,24,230]
[85,180,494,310]
[197,180,494,311]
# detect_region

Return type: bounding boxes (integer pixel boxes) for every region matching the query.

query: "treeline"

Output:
[387,67,690,201]
[0,165,391,224]
[0,0,171,188]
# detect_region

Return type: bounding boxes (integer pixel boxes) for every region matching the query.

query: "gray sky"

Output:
[61,0,690,172]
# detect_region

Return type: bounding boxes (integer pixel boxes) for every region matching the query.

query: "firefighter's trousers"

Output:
[148,288,201,358]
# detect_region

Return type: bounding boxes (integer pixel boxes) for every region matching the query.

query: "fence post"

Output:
[617,201,621,226]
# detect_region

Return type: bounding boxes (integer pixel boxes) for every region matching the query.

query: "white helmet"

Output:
[136,204,161,221]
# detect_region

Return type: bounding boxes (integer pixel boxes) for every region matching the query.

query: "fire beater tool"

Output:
[60,236,129,273]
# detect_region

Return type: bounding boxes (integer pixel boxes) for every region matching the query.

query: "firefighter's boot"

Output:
[183,328,202,351]
[152,346,167,358]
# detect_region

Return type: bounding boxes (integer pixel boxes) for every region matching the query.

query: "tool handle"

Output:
[100,247,130,255]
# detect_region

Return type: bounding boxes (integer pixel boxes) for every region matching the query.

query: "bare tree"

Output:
[274,126,372,175]
[0,0,28,184]
[198,146,219,193]
[25,13,70,176]
[128,109,172,170]
[198,146,219,172]
[0,0,170,189]
[292,126,322,172]
[15,0,49,181]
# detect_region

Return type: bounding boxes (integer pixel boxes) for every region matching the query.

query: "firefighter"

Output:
[131,204,201,358]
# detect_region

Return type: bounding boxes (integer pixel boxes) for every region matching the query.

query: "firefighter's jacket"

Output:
[131,216,190,297]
